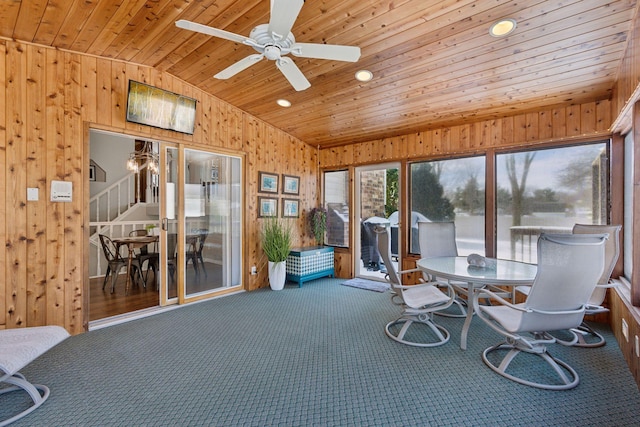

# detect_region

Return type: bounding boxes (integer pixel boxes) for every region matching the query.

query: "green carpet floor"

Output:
[3,278,639,426]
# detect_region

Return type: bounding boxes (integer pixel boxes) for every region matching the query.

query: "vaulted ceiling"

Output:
[1,0,637,147]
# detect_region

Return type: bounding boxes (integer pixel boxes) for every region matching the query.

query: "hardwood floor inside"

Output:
[89,261,224,321]
[89,273,161,321]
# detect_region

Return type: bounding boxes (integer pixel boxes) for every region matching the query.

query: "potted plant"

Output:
[309,206,327,246]
[261,216,293,290]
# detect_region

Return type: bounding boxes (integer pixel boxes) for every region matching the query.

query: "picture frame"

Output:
[258,197,278,217]
[259,171,279,193]
[89,165,96,181]
[282,174,300,195]
[282,198,300,218]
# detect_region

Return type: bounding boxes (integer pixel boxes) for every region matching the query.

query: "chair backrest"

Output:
[418,221,458,258]
[99,234,121,263]
[374,225,402,288]
[572,224,621,285]
[522,233,607,331]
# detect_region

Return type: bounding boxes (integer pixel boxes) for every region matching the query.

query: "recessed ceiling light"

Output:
[355,70,373,82]
[276,99,291,107]
[489,18,517,37]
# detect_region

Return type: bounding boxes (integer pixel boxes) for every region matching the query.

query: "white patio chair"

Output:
[515,224,621,347]
[568,224,621,347]
[417,221,509,317]
[375,224,456,347]
[0,326,70,426]
[417,221,466,317]
[474,233,607,390]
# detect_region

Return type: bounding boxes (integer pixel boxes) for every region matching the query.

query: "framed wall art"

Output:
[259,171,279,193]
[282,199,300,218]
[258,197,278,217]
[282,174,300,195]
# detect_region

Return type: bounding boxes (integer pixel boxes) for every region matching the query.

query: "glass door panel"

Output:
[183,149,242,299]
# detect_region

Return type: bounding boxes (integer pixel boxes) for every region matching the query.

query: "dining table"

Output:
[416,256,537,350]
[112,235,159,295]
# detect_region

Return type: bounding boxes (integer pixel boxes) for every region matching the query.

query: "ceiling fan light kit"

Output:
[175,0,361,91]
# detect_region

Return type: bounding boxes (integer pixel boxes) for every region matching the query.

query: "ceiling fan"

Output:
[175,0,361,91]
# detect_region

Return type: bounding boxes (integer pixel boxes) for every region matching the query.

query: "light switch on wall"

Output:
[27,188,39,201]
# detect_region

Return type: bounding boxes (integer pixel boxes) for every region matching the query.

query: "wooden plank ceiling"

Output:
[1,0,637,147]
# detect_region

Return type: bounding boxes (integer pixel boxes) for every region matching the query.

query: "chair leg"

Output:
[110,268,119,293]
[198,254,207,277]
[102,266,111,291]
[385,315,450,347]
[570,322,606,348]
[481,341,580,390]
[0,372,51,427]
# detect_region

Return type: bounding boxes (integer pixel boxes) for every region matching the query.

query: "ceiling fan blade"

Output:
[176,20,249,45]
[214,54,264,79]
[276,57,310,91]
[268,0,304,41]
[290,43,361,62]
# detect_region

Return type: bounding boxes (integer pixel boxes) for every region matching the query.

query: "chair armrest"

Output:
[529,306,585,316]
[596,280,618,290]
[397,267,421,276]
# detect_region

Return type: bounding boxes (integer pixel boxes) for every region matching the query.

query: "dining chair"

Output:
[186,228,208,278]
[375,224,456,347]
[474,233,607,390]
[99,234,143,293]
[129,229,160,287]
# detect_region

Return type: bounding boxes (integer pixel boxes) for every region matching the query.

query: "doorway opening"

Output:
[355,163,400,281]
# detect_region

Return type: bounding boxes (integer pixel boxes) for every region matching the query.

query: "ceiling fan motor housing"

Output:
[250,23,295,59]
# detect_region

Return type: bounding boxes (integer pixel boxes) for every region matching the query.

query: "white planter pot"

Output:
[268,261,286,291]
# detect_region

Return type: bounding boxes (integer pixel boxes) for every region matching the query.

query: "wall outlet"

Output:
[250,265,257,275]
[622,318,629,342]
[635,335,639,358]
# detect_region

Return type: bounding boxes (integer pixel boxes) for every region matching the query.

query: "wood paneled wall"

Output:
[319,100,612,168]
[0,39,318,334]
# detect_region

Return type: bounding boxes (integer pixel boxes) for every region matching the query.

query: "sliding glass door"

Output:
[160,147,242,304]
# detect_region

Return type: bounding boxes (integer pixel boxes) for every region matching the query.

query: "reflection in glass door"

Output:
[182,149,242,300]
[355,163,400,281]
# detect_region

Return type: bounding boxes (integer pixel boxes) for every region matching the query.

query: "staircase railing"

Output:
[89,173,136,224]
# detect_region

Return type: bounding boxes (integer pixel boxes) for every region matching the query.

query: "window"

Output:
[496,142,608,263]
[409,156,486,255]
[324,170,349,247]
[624,132,634,280]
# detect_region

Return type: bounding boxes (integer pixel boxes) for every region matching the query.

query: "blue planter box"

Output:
[286,246,334,287]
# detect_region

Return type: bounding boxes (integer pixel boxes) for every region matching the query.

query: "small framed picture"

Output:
[258,197,278,217]
[282,174,300,195]
[89,165,96,181]
[259,171,279,193]
[282,198,299,218]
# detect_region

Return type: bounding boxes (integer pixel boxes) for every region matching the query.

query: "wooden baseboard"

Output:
[610,280,640,390]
